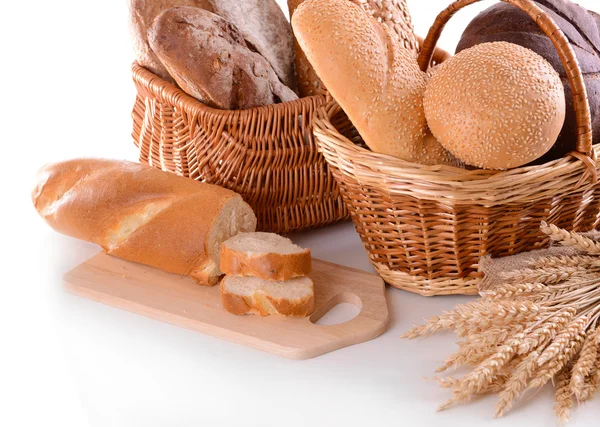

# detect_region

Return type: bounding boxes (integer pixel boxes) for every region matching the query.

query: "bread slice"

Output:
[220,232,311,281]
[220,275,315,316]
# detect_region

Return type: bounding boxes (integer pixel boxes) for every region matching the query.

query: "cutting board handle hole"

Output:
[310,292,362,326]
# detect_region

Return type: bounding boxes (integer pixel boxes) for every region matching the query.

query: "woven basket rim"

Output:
[132,62,326,118]
[315,101,598,184]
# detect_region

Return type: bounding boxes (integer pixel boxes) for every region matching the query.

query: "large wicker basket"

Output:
[313,0,599,296]
[131,63,346,233]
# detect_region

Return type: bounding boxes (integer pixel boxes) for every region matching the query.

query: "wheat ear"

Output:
[570,328,599,399]
[554,366,574,425]
[541,222,600,254]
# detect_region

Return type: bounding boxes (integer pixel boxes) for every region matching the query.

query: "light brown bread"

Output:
[288,0,419,97]
[220,232,311,281]
[129,0,214,82]
[32,159,257,285]
[220,275,315,316]
[129,0,296,89]
[292,0,453,165]
[424,42,565,169]
[148,7,298,110]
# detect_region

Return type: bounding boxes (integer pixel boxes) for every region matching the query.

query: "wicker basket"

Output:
[131,64,346,233]
[313,0,599,296]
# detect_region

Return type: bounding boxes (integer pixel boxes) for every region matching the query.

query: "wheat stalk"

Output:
[496,351,541,417]
[570,328,599,399]
[402,299,545,339]
[403,224,600,423]
[541,222,600,254]
[480,283,546,300]
[554,366,574,425]
[537,316,588,366]
[501,266,597,285]
[530,255,600,269]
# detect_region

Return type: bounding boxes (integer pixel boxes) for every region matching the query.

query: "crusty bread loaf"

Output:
[220,232,311,281]
[212,0,297,91]
[148,7,298,110]
[220,275,315,316]
[288,0,327,97]
[350,0,419,54]
[32,159,257,285]
[129,0,296,89]
[129,0,214,82]
[292,0,453,165]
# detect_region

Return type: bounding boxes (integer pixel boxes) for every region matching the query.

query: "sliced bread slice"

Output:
[220,275,315,316]
[220,232,311,281]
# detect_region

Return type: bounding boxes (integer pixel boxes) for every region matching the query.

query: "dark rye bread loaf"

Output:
[148,7,298,110]
[456,0,600,164]
[129,0,296,89]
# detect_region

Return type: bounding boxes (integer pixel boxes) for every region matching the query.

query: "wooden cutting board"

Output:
[63,253,389,360]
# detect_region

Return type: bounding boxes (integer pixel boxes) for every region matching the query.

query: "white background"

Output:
[3,1,599,426]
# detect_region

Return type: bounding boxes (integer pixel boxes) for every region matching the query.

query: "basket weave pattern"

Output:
[316,105,600,296]
[131,64,347,233]
[314,0,599,296]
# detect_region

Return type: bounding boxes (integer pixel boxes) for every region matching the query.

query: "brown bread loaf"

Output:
[456,0,600,164]
[32,159,257,285]
[148,7,298,110]
[129,0,214,82]
[130,0,296,89]
[214,0,296,90]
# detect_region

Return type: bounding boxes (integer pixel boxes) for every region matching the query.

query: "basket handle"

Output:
[417,0,595,170]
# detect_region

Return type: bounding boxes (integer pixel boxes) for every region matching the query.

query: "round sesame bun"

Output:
[424,42,566,170]
[292,0,453,165]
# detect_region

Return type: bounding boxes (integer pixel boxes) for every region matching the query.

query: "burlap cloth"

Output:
[478,231,600,292]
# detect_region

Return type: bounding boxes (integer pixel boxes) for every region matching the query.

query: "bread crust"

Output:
[32,159,256,285]
[220,278,315,316]
[220,244,311,281]
[130,0,296,89]
[129,0,214,82]
[148,7,297,109]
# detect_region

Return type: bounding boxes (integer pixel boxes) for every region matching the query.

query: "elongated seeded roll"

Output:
[292,0,454,165]
[32,159,257,285]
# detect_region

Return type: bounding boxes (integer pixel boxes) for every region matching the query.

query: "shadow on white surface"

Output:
[313,302,361,326]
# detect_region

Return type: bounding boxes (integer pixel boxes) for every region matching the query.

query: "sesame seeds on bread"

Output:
[291,0,453,165]
[424,42,566,169]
